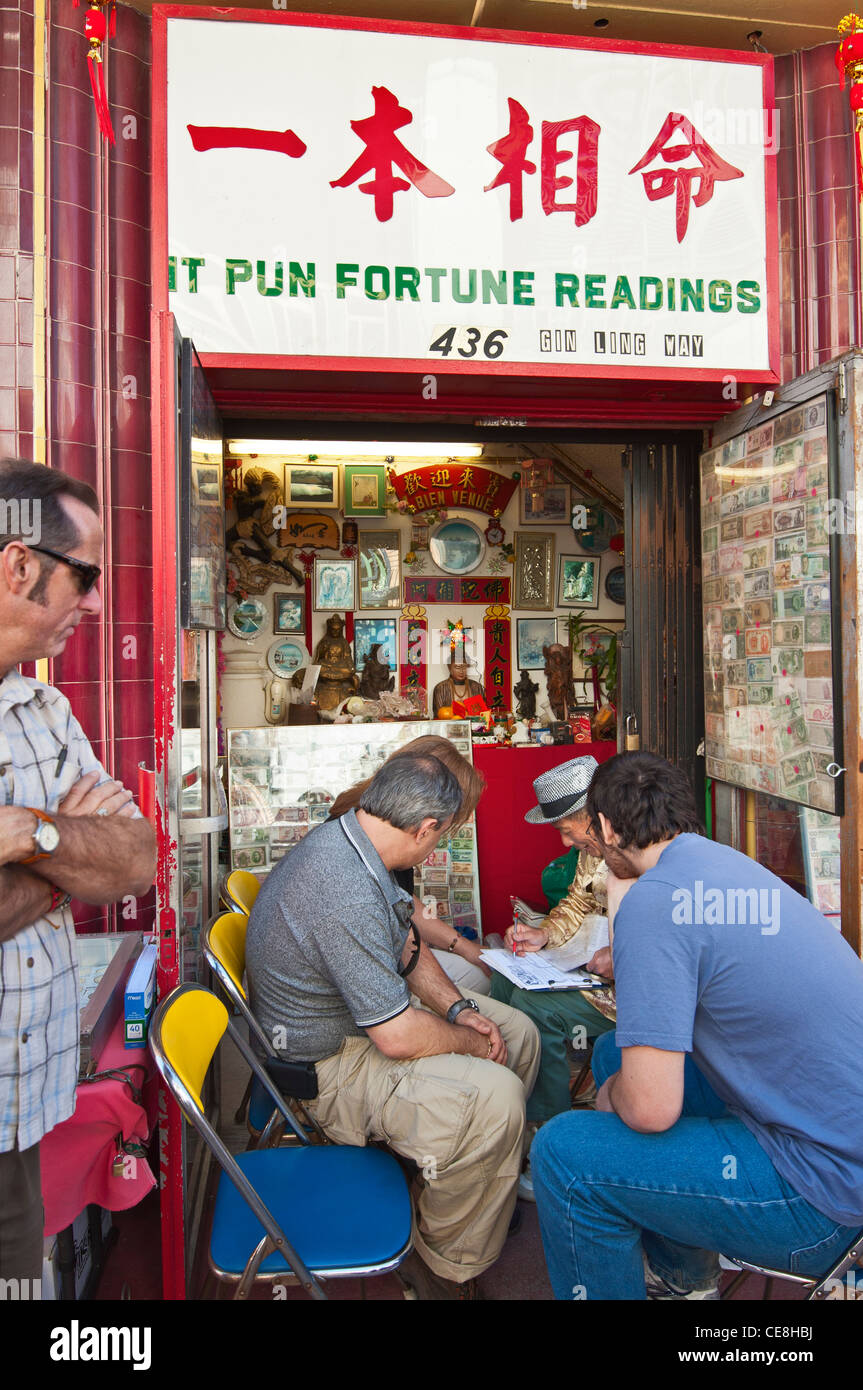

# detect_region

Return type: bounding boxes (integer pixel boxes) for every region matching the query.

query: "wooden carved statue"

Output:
[226,466,304,595]
[542,642,576,722]
[513,668,539,720]
[358,643,395,700]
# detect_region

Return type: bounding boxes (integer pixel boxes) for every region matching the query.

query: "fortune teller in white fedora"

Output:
[489,755,620,1201]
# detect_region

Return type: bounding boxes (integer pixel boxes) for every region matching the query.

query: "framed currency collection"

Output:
[227,720,482,936]
[700,394,842,815]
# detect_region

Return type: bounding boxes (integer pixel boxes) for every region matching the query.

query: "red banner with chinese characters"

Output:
[390,464,517,517]
[484,606,512,716]
[400,609,427,714]
[404,576,510,605]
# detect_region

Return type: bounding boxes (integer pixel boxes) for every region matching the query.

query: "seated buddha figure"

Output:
[312,614,358,712]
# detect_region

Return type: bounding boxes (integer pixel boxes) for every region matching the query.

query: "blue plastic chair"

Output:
[149,984,413,1299]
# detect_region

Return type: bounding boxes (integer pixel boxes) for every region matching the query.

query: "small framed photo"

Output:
[519,484,570,525]
[354,617,398,671]
[514,532,555,610]
[284,462,340,509]
[314,556,356,610]
[343,463,386,517]
[273,592,306,635]
[517,617,558,669]
[359,530,401,609]
[558,555,600,610]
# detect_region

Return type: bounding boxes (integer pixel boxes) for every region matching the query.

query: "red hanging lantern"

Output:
[836,14,863,192]
[73,0,116,145]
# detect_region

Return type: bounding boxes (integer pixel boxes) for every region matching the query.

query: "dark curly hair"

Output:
[585,751,703,850]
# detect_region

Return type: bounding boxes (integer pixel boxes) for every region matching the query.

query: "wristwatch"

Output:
[446,997,480,1026]
[20,808,60,864]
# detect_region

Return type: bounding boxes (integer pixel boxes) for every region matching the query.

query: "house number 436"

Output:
[429,327,509,358]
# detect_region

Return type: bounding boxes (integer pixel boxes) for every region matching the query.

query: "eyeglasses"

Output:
[0,541,101,594]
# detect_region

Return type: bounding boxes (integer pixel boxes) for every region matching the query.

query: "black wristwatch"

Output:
[446,997,480,1026]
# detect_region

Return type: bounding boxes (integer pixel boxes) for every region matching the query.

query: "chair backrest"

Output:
[201,912,273,1056]
[149,984,321,1295]
[221,869,261,916]
[152,982,229,1115]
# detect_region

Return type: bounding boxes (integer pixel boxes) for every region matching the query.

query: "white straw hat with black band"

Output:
[524,755,600,825]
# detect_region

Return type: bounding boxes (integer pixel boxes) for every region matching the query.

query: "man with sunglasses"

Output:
[0,459,157,1288]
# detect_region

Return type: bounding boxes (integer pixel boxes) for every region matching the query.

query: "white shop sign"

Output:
[165,14,776,378]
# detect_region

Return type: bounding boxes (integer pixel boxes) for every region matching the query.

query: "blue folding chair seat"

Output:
[211,1144,412,1279]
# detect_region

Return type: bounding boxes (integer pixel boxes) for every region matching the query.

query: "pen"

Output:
[55,746,68,778]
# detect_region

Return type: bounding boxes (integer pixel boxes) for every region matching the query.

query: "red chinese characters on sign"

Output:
[330,86,455,222]
[629,113,744,243]
[485,100,599,226]
[187,97,745,239]
[389,464,517,517]
[187,125,307,159]
[484,614,512,714]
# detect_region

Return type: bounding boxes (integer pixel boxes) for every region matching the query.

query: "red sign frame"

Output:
[152,6,780,390]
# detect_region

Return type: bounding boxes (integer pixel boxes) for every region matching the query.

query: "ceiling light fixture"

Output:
[227,440,484,461]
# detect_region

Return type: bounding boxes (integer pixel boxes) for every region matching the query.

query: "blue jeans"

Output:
[532,1032,861,1300]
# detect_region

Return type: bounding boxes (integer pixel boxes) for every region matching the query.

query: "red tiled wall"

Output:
[0,0,34,461]
[45,4,156,933]
[775,45,863,380]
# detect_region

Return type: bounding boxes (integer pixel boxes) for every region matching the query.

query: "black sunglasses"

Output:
[1,541,101,594]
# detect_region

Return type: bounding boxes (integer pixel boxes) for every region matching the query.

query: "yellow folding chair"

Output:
[219,869,260,916]
[201,911,327,1145]
[150,984,412,1299]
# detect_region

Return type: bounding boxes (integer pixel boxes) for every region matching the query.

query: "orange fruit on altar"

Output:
[436,705,456,720]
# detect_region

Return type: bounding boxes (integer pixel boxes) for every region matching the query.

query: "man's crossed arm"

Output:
[0,771,157,943]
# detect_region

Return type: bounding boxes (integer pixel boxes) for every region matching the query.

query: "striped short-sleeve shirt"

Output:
[0,670,119,1152]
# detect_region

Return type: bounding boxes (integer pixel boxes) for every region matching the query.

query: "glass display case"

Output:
[699,393,843,814]
[227,720,482,936]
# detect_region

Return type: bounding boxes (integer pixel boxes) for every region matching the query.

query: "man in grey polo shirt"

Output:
[246,751,540,1300]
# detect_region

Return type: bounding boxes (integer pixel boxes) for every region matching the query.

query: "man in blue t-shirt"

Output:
[532,751,863,1301]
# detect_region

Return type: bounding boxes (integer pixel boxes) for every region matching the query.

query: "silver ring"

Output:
[96,806,110,816]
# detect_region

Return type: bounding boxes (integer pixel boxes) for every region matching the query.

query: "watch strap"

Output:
[446,997,479,1025]
[20,808,58,865]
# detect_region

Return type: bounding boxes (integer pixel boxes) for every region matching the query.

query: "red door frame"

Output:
[150,6,779,1298]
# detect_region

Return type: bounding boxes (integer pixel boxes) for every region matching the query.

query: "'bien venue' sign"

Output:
[162,12,777,379]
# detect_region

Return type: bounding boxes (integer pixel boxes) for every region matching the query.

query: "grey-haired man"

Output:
[0,459,157,1285]
[246,752,540,1300]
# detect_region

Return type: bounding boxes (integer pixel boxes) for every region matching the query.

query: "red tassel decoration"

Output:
[80,2,116,146]
[108,1,116,38]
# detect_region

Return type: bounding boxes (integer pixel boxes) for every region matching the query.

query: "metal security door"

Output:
[619,436,705,805]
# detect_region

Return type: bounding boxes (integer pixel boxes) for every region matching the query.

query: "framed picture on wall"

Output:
[180,341,226,629]
[284,462,340,509]
[514,532,555,610]
[558,555,600,609]
[273,592,306,634]
[354,617,398,671]
[343,463,386,517]
[517,618,557,669]
[519,485,570,525]
[313,556,356,610]
[359,530,401,609]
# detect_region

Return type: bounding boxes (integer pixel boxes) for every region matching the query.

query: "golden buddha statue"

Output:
[312,614,358,712]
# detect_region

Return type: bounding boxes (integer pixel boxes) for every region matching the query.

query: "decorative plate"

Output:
[604,565,625,605]
[227,598,268,640]
[266,638,310,677]
[429,518,486,576]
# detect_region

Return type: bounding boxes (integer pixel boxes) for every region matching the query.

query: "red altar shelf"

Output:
[473,742,617,934]
[40,1014,159,1237]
